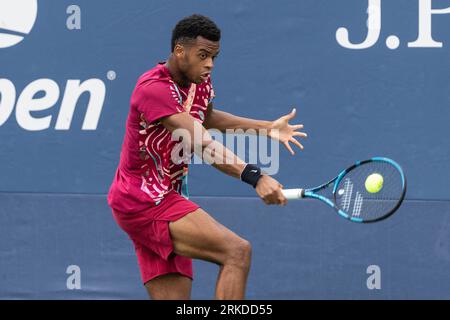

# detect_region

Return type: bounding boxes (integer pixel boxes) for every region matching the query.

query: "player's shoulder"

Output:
[135,63,174,96]
[198,75,215,101]
[196,75,214,93]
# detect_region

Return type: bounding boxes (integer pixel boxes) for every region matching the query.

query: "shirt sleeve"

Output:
[135,81,185,124]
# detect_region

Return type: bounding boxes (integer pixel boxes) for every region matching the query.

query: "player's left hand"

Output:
[268,108,307,155]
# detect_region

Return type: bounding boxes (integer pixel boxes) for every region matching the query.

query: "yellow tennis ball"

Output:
[365,173,384,193]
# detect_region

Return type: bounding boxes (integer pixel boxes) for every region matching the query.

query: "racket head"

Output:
[302,157,406,223]
[331,157,407,223]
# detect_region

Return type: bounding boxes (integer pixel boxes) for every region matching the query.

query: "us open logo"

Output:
[0,0,112,131]
[0,0,38,49]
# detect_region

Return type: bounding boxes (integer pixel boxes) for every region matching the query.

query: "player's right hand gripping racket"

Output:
[281,157,407,223]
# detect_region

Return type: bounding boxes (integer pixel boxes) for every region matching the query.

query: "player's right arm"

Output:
[161,112,287,205]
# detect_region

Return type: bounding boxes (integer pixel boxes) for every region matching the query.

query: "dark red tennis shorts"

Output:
[111,190,200,284]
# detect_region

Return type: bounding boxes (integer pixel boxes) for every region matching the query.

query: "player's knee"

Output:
[226,238,252,270]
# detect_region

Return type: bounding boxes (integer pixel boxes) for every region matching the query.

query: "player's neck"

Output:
[165,57,191,88]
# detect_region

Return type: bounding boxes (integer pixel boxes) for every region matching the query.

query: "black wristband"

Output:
[240,164,262,188]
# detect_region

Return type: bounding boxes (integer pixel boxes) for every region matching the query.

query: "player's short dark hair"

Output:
[171,14,221,52]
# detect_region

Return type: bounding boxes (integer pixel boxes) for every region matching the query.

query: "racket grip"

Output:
[282,189,304,200]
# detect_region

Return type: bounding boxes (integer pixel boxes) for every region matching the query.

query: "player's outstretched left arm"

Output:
[203,103,307,155]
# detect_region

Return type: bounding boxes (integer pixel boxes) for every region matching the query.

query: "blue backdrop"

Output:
[1,0,450,299]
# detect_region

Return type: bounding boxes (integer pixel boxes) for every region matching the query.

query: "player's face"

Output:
[179,36,220,84]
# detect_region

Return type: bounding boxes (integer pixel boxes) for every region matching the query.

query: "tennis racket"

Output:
[281,157,406,223]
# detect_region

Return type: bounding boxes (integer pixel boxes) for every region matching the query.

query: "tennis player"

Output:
[107,14,307,300]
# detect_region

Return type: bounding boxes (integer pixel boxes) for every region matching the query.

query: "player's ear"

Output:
[174,43,185,58]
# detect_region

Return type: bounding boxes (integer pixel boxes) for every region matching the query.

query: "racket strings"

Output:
[334,161,404,221]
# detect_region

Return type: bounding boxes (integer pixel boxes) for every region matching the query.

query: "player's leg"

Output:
[144,273,192,300]
[130,237,194,300]
[168,208,252,300]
